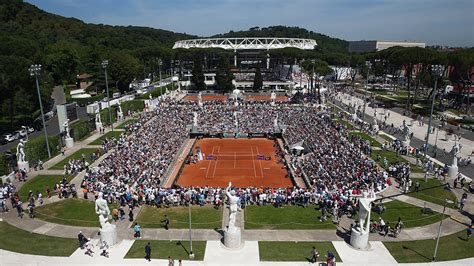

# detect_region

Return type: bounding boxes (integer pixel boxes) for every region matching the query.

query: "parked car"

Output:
[2,133,16,142]
[44,111,54,120]
[15,130,27,138]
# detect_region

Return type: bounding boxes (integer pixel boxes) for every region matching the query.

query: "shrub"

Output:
[24,135,59,163]
[121,100,145,114]
[0,154,9,175]
[71,120,91,141]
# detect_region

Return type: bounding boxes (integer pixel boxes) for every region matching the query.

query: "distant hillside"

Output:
[0,0,195,51]
[211,26,348,53]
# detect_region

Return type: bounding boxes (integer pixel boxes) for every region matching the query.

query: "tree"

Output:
[215,55,234,92]
[253,63,263,91]
[348,54,365,89]
[448,48,474,112]
[300,58,332,103]
[191,54,205,91]
[107,51,141,92]
[45,41,80,84]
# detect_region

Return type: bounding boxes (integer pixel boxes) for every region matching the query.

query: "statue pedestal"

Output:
[402,140,410,149]
[448,165,458,178]
[148,105,155,112]
[65,137,74,148]
[224,227,242,249]
[96,122,103,132]
[350,228,370,250]
[100,224,118,246]
[351,113,358,121]
[17,161,29,172]
[198,101,203,107]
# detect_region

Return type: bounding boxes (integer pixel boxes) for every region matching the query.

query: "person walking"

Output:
[161,215,170,230]
[144,242,151,261]
[133,222,141,238]
[129,209,134,222]
[466,226,472,241]
[168,256,174,266]
[310,246,319,263]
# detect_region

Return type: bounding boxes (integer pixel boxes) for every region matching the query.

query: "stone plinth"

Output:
[100,224,118,246]
[350,227,370,250]
[223,227,242,249]
[448,165,458,178]
[65,137,74,148]
[17,161,29,172]
[96,122,103,132]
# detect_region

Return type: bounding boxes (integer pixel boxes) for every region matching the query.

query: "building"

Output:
[348,40,425,53]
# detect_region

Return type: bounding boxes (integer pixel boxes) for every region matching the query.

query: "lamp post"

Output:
[188,201,194,259]
[433,199,454,261]
[102,60,113,132]
[424,65,445,182]
[311,59,315,96]
[29,64,51,158]
[363,61,371,124]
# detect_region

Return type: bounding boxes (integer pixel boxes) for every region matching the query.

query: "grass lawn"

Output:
[349,131,381,147]
[50,148,101,170]
[384,230,473,263]
[89,130,124,145]
[35,198,110,227]
[379,133,395,142]
[125,240,206,260]
[407,178,458,209]
[372,200,442,228]
[259,241,340,262]
[135,205,222,229]
[370,150,424,173]
[333,118,354,130]
[0,221,77,256]
[245,205,335,230]
[116,118,138,129]
[18,175,73,201]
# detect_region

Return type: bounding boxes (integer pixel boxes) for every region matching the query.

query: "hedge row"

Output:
[137,84,173,99]
[24,135,60,164]
[0,154,8,175]
[121,100,145,114]
[71,119,92,141]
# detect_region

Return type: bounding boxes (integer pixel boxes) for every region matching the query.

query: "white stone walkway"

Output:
[1,240,474,266]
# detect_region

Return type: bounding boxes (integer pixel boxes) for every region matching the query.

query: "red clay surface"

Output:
[176,138,291,188]
[246,95,289,101]
[183,95,228,102]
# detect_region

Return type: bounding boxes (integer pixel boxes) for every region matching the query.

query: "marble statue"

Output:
[450,135,462,168]
[233,111,239,129]
[63,119,71,139]
[95,192,118,245]
[226,182,239,229]
[95,111,102,124]
[350,186,377,249]
[117,105,124,121]
[192,112,198,127]
[95,192,111,228]
[16,139,26,163]
[372,117,379,133]
[401,120,411,148]
[273,114,278,128]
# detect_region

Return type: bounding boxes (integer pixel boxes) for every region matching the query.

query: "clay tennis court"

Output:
[246,95,289,101]
[176,138,291,188]
[183,95,228,102]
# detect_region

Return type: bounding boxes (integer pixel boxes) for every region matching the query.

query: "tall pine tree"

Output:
[191,55,205,90]
[253,63,263,91]
[215,55,234,92]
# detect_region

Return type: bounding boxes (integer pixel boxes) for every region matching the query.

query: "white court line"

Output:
[212,146,220,178]
[256,146,264,177]
[205,146,216,178]
[251,146,257,178]
[234,152,236,169]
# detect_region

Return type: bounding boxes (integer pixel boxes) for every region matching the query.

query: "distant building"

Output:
[348,40,426,53]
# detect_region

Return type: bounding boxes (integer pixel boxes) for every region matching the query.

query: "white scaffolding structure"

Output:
[173,38,317,50]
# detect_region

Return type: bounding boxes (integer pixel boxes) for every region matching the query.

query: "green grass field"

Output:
[245,205,335,230]
[0,221,78,256]
[135,205,222,229]
[333,118,354,130]
[50,148,101,170]
[372,200,442,228]
[384,230,474,263]
[35,198,111,227]
[116,118,138,129]
[259,241,340,262]
[407,178,458,209]
[125,240,206,260]
[89,131,124,145]
[349,131,381,147]
[370,150,424,173]
[18,175,73,201]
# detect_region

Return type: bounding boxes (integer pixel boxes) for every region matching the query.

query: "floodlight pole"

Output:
[188,201,194,259]
[433,199,452,261]
[29,64,51,158]
[102,60,113,132]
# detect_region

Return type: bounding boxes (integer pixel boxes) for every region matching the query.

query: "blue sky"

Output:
[27,0,473,47]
